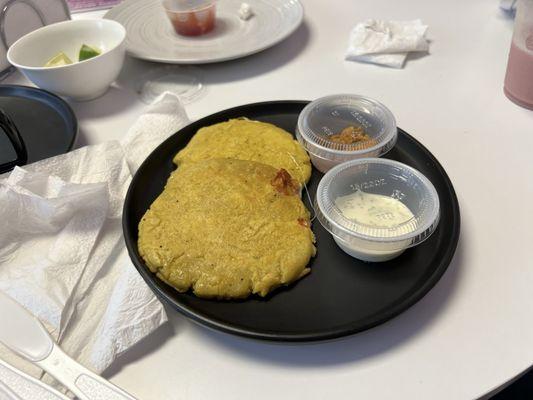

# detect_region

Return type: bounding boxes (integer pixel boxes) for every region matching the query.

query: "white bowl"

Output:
[7,19,126,101]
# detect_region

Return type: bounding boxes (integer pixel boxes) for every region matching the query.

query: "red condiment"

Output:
[166,3,216,36]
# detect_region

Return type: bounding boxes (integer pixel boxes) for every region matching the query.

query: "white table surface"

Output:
[5,0,533,399]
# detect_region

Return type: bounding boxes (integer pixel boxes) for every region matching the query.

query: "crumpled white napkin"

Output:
[345,19,429,68]
[121,92,189,172]
[0,92,189,381]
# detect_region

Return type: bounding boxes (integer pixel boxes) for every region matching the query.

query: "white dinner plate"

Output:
[104,0,303,64]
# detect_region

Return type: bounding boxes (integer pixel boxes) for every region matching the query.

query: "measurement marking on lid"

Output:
[350,178,386,191]
[391,189,406,200]
[321,126,334,135]
[349,111,372,128]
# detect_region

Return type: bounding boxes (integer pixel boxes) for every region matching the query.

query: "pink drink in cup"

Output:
[504,0,533,110]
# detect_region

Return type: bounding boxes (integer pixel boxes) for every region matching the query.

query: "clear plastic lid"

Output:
[136,66,205,104]
[297,94,397,161]
[315,158,440,251]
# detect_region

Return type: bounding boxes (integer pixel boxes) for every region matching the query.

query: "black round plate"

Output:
[0,85,77,170]
[123,101,460,342]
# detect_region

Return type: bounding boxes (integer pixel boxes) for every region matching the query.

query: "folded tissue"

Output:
[0,93,189,382]
[345,19,429,68]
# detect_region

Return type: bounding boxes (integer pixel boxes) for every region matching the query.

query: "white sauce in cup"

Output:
[335,191,415,233]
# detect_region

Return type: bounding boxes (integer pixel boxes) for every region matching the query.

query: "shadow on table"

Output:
[404,40,432,67]
[111,21,311,107]
[117,20,311,92]
[102,305,177,378]
[68,86,138,120]
[194,238,465,367]
[495,6,516,28]
[72,126,90,149]
[200,21,311,84]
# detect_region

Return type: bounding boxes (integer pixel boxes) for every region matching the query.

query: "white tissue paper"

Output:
[0,92,189,381]
[345,19,429,68]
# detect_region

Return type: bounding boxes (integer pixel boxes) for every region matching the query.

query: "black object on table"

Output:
[123,100,461,342]
[0,85,77,174]
[491,368,533,399]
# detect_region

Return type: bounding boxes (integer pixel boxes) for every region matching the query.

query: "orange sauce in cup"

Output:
[166,3,216,36]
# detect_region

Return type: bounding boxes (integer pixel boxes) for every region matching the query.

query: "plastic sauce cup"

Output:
[315,158,440,262]
[162,0,216,36]
[296,94,397,173]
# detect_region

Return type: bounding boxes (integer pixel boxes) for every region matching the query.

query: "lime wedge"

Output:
[44,52,73,67]
[78,44,101,62]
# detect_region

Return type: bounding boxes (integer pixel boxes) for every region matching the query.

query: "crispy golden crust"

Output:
[138,158,316,299]
[173,119,312,185]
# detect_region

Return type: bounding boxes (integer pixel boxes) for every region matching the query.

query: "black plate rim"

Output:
[123,100,461,342]
[0,84,78,158]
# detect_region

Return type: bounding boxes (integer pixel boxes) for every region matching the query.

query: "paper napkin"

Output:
[345,19,430,68]
[0,92,189,380]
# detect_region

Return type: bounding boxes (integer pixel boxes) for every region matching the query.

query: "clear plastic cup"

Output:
[162,0,216,36]
[315,158,440,262]
[503,0,533,110]
[296,94,397,173]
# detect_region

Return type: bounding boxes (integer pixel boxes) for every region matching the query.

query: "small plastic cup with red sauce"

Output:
[162,0,216,36]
